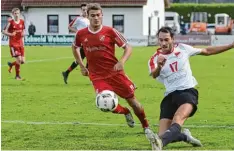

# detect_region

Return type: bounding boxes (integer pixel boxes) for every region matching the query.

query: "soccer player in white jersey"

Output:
[62,3,90,84]
[148,27,234,149]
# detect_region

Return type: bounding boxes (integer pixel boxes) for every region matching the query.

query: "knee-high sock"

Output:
[112,104,130,114]
[133,107,149,128]
[15,63,20,76]
[160,123,182,147]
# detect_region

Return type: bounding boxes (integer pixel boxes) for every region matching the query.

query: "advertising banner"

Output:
[1,35,148,46]
[174,35,211,46]
[148,35,211,46]
[211,35,234,46]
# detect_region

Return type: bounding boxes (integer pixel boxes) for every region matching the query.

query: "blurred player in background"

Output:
[3,8,25,80]
[148,26,234,149]
[72,3,160,150]
[62,3,89,84]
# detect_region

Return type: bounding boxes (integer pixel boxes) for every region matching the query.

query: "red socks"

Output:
[112,104,130,114]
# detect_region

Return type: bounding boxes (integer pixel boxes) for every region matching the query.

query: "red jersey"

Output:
[74,26,127,81]
[8,19,25,47]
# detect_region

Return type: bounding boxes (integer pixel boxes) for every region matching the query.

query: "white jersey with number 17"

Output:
[148,43,202,96]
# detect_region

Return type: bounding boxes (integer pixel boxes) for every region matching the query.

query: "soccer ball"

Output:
[95,90,118,112]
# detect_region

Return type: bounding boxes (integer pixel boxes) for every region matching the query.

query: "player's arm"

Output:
[150,55,166,79]
[68,18,78,33]
[2,22,15,37]
[119,43,132,64]
[112,28,132,71]
[72,45,84,67]
[72,44,88,76]
[72,32,88,76]
[151,67,161,79]
[68,26,77,33]
[22,21,26,37]
[21,29,26,37]
[199,42,234,56]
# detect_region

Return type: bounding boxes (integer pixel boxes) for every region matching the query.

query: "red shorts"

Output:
[10,46,25,57]
[92,72,136,99]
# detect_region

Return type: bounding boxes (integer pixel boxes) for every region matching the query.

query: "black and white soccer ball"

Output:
[95,90,118,112]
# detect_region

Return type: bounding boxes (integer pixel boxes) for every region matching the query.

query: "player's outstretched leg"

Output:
[126,97,162,150]
[112,105,135,127]
[183,129,202,147]
[62,61,78,84]
[7,61,16,73]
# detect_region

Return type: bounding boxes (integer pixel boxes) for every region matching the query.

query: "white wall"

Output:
[26,8,79,35]
[25,7,143,37]
[143,0,165,36]
[102,7,143,37]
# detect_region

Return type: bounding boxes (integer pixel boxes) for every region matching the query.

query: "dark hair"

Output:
[87,3,102,15]
[80,3,87,8]
[156,26,174,38]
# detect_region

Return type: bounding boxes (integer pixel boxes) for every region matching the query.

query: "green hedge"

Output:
[166,3,234,23]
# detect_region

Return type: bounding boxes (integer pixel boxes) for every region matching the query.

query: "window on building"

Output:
[165,16,174,21]
[112,15,124,33]
[47,15,59,33]
[1,15,11,31]
[69,15,80,33]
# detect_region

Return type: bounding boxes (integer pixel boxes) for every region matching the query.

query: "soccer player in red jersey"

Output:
[72,3,160,150]
[3,8,25,80]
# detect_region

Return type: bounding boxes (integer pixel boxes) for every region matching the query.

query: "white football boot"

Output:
[144,128,163,150]
[183,128,202,147]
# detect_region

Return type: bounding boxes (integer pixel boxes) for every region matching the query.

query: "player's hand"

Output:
[80,67,89,76]
[11,32,16,36]
[157,54,166,68]
[114,61,124,71]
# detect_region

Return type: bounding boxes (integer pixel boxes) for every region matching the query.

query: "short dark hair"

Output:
[87,3,102,15]
[80,3,87,8]
[157,26,174,38]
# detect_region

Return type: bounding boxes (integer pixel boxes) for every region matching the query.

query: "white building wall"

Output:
[143,0,165,36]
[25,7,143,37]
[26,8,79,35]
[102,7,143,37]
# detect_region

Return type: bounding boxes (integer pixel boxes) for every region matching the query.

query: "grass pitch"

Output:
[1,46,234,150]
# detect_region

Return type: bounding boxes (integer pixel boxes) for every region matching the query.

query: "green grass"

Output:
[1,46,234,150]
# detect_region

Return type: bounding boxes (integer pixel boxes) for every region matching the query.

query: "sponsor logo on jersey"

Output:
[99,35,105,42]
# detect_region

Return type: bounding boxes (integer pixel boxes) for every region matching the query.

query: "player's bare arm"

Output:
[114,43,132,71]
[2,23,16,37]
[72,44,88,76]
[68,26,77,33]
[21,29,26,37]
[199,42,234,56]
[151,54,166,79]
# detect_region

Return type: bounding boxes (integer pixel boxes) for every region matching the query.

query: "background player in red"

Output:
[3,8,25,80]
[72,3,160,150]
